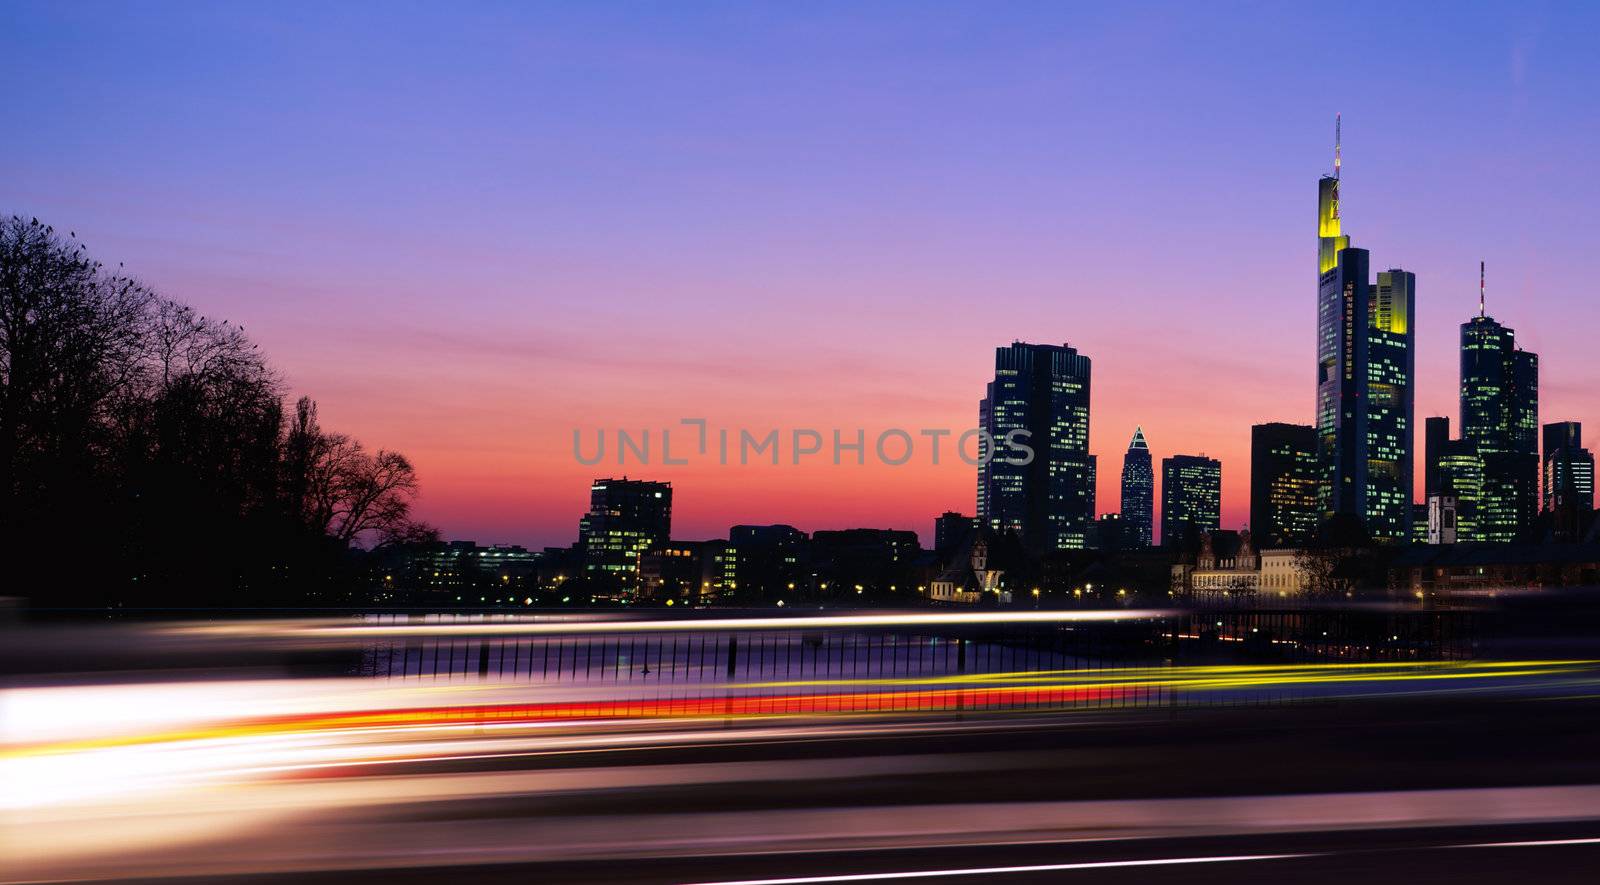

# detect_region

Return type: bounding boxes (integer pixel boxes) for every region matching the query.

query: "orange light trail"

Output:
[5,685,1124,758]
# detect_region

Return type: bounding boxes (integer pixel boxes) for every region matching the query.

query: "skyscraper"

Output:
[976,342,1094,554]
[1543,422,1594,542]
[1424,416,1451,500]
[1365,268,1416,539]
[1317,114,1349,276]
[1459,265,1539,543]
[1313,122,1414,542]
[1119,426,1154,547]
[1316,241,1368,522]
[1250,423,1320,549]
[578,478,673,589]
[1434,438,1485,542]
[1162,454,1221,547]
[1543,422,1594,512]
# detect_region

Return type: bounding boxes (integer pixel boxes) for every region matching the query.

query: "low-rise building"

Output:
[1172,530,1309,599]
[1390,544,1600,603]
[928,534,1010,604]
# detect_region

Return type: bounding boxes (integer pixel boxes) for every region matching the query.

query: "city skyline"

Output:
[6,3,1598,549]
[11,10,1600,883]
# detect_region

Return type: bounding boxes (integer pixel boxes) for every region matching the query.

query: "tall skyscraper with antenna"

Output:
[1317,114,1350,275]
[1459,262,1539,542]
[1314,118,1415,542]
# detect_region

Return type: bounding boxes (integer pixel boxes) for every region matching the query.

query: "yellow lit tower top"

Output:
[1318,113,1350,274]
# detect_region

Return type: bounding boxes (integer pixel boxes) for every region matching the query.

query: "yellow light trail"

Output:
[732,659,1600,690]
[8,660,1597,762]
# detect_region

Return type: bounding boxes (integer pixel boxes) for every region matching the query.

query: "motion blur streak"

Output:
[12,615,1600,882]
[9,660,1597,763]
[1463,838,1600,848]
[163,609,1177,639]
[736,659,1600,690]
[683,853,1313,884]
[6,659,1593,761]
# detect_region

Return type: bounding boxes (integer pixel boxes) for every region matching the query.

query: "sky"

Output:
[5,1,1598,548]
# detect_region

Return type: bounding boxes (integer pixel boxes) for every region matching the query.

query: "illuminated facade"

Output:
[1317,134,1348,275]
[1424,416,1451,500]
[1364,269,1416,539]
[638,540,709,600]
[641,525,816,604]
[578,478,672,590]
[1460,309,1539,543]
[1161,454,1220,547]
[1316,243,1366,523]
[976,342,1094,554]
[1434,439,1485,542]
[1119,426,1154,547]
[1543,422,1594,542]
[1428,495,1460,545]
[927,535,1009,604]
[1313,130,1414,542]
[725,524,810,600]
[1249,423,1320,549]
[390,541,542,595]
[1173,531,1309,597]
[1543,422,1594,511]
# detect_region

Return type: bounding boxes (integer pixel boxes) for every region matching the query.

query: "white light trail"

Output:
[171,610,1180,640]
[683,853,1311,885]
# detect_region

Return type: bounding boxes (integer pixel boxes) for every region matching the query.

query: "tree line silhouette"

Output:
[0,216,434,606]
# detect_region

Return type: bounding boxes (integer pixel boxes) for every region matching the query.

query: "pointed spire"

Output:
[1334,112,1341,180]
[1479,260,1486,319]
[1128,426,1148,451]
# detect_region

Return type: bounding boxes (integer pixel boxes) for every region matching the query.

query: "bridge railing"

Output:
[332,608,1479,714]
[1,607,1483,715]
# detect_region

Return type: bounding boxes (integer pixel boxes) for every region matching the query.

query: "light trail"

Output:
[734,659,1600,690]
[1461,837,1600,848]
[10,754,1600,882]
[682,853,1313,884]
[9,660,1598,761]
[685,831,1600,885]
[164,609,1179,640]
[0,687,1124,758]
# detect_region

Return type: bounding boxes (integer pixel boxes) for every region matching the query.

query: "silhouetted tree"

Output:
[1,217,434,606]
[1295,514,1379,600]
[1,218,150,551]
[114,301,285,602]
[284,396,436,550]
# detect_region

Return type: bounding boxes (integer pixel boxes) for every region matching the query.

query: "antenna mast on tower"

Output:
[1334,113,1341,180]
[1480,260,1486,318]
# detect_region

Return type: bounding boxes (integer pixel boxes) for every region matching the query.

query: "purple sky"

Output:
[5,1,1597,546]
